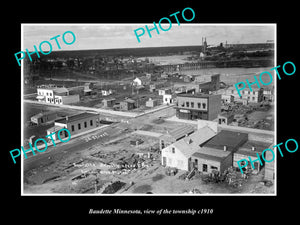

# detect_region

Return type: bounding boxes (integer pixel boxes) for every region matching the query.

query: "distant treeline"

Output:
[29,43,274,59]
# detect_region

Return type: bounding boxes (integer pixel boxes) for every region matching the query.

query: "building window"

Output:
[90,120,93,126]
[50,93,52,96]
[253,91,256,95]
[198,103,201,108]
[191,102,194,108]
[84,121,87,128]
[202,103,206,109]
[71,125,74,132]
[172,147,175,154]
[252,97,255,101]
[78,123,81,130]
[203,164,208,172]
[211,166,218,170]
[186,102,189,107]
[47,92,49,96]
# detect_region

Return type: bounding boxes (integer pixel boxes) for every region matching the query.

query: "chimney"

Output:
[223,145,227,151]
[252,146,256,151]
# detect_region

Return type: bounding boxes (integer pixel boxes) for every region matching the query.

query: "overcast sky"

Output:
[22,24,275,51]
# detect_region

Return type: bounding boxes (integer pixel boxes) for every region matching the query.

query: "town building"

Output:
[264,149,275,181]
[145,98,159,108]
[218,112,234,125]
[263,86,274,102]
[102,98,116,108]
[233,140,272,174]
[159,125,195,150]
[190,130,248,174]
[221,94,234,103]
[31,111,57,125]
[163,94,174,105]
[133,76,151,86]
[83,82,93,96]
[120,99,136,111]
[46,112,99,141]
[101,89,113,96]
[36,85,79,105]
[149,84,156,92]
[158,88,172,96]
[173,83,200,93]
[161,126,216,171]
[224,86,263,103]
[175,93,221,121]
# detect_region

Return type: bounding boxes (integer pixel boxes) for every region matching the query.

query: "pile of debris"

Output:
[165,167,178,176]
[182,188,201,194]
[201,167,249,188]
[99,181,126,194]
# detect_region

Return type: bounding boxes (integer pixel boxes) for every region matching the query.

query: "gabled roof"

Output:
[172,126,217,158]
[31,111,56,119]
[167,125,195,140]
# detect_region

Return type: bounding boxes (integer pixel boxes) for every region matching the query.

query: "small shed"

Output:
[31,111,57,125]
[218,112,234,125]
[145,98,159,108]
[120,99,136,111]
[102,98,116,108]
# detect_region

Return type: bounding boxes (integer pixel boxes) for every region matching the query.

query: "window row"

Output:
[39,91,53,96]
[231,90,256,95]
[71,120,94,132]
[47,97,62,103]
[179,101,206,109]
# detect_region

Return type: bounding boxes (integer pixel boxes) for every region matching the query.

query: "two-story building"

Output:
[175,93,221,121]
[36,86,80,105]
[224,86,263,103]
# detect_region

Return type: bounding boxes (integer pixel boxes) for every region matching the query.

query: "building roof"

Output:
[167,125,195,140]
[177,93,213,98]
[53,87,69,94]
[36,95,45,100]
[236,140,272,157]
[227,86,261,91]
[192,152,225,163]
[47,125,65,133]
[122,99,136,104]
[203,130,248,152]
[31,111,56,119]
[218,112,234,118]
[55,112,98,124]
[102,98,116,102]
[172,126,217,158]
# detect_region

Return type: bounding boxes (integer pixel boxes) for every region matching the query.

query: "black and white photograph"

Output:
[4,2,300,221]
[21,24,276,195]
